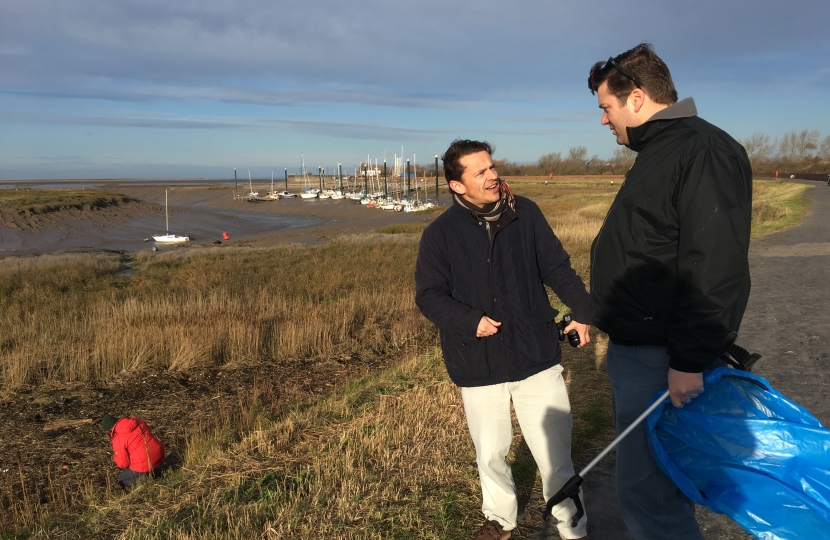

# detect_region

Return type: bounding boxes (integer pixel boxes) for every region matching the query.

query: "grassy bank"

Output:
[0,190,130,214]
[750,180,811,238]
[0,178,810,538]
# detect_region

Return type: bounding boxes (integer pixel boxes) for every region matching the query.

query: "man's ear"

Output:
[448,179,466,195]
[629,88,646,114]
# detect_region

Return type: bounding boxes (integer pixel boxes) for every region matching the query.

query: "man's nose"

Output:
[601,111,609,125]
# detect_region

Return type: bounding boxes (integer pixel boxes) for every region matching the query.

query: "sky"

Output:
[1,0,829,180]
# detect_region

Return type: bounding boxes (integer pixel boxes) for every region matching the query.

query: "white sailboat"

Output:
[246,171,262,201]
[299,153,319,199]
[262,172,280,200]
[152,190,190,243]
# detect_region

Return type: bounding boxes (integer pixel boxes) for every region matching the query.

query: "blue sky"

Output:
[1,0,828,180]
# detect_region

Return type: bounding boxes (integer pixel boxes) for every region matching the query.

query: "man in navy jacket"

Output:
[415,139,592,540]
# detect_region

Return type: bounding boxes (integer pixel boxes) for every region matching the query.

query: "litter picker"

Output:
[542,388,670,525]
[543,343,760,526]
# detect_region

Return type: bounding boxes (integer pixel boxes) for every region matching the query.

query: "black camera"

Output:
[557,313,581,348]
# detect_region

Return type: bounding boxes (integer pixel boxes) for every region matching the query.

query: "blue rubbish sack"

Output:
[646,367,830,540]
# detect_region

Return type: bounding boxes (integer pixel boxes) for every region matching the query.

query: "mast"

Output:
[413,159,419,202]
[435,155,439,204]
[165,190,169,233]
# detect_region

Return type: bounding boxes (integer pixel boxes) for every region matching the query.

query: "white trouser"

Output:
[461,364,588,539]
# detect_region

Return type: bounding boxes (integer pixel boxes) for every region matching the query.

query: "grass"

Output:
[0,190,130,214]
[0,177,810,538]
[373,223,426,235]
[0,241,432,392]
[750,180,811,238]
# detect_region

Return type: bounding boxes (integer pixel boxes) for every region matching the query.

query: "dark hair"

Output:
[588,43,678,106]
[441,139,494,182]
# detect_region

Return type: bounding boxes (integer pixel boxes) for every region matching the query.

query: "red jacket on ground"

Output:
[109,417,165,472]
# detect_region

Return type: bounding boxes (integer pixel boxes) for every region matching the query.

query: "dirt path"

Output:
[538,181,830,540]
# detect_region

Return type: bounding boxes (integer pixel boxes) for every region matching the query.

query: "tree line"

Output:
[418,146,638,177]
[740,130,830,174]
[522,130,830,176]
[416,129,829,178]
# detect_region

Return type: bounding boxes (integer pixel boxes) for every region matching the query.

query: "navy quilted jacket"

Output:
[415,195,591,387]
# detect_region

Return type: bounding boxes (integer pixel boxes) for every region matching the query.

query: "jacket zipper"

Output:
[485,221,510,380]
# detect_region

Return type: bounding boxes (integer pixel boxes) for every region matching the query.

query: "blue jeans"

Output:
[117,467,147,487]
[606,342,703,540]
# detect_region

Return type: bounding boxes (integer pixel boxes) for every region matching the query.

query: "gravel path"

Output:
[560,181,829,540]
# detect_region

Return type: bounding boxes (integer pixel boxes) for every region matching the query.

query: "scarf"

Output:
[452,179,516,222]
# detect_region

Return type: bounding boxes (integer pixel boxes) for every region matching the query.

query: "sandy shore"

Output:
[0,182,439,256]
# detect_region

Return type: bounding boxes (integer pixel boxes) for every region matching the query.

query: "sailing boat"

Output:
[299,153,319,199]
[246,171,261,202]
[152,190,190,243]
[263,172,280,200]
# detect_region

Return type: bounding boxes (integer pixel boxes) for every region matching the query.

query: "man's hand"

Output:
[476,316,502,337]
[563,321,591,348]
[668,368,704,408]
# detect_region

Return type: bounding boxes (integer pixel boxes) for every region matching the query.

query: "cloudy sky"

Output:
[2,0,828,179]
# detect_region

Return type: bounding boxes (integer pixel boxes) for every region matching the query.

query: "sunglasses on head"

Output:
[604,56,641,89]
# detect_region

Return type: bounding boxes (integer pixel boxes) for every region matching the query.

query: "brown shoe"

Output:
[472,519,511,540]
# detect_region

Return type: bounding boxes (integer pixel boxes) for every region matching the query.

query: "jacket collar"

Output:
[625,97,697,153]
[450,196,518,230]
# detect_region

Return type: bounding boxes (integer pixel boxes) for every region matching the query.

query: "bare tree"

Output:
[538,152,562,175]
[794,129,820,161]
[567,146,588,162]
[777,131,797,162]
[561,146,589,175]
[741,133,775,168]
[586,155,605,174]
[779,129,819,162]
[819,134,830,162]
[612,146,637,172]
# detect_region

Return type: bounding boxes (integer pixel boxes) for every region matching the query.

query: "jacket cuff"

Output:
[668,357,706,373]
[464,310,485,338]
[570,307,593,326]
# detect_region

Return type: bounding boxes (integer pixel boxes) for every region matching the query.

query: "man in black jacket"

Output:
[587,44,752,540]
[415,139,592,540]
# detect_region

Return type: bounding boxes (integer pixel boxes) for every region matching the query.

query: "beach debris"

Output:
[213,240,221,245]
[43,418,93,432]
[143,237,149,242]
[152,247,158,251]
[55,397,66,406]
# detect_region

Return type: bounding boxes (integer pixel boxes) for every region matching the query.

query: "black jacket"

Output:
[590,98,752,373]
[415,195,591,387]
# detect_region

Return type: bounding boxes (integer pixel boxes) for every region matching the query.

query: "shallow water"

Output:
[0,187,331,256]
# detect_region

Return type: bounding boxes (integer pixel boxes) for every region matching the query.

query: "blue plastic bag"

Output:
[646,367,830,540]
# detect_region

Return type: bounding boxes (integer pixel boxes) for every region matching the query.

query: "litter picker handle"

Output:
[579,389,670,478]
[544,389,671,523]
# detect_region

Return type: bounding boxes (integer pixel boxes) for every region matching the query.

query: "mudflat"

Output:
[0,182,437,256]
